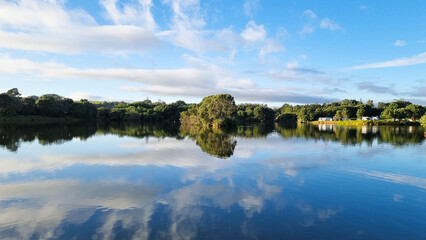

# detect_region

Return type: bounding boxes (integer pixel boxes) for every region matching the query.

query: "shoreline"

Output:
[310,120,420,126]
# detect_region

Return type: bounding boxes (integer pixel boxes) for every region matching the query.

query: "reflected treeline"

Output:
[180,123,274,158]
[275,123,425,147]
[0,123,97,152]
[96,121,182,140]
[0,122,424,155]
[181,125,236,158]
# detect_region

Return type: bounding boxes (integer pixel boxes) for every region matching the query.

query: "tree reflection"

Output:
[180,125,236,158]
[275,123,425,147]
[0,123,97,152]
[0,122,424,154]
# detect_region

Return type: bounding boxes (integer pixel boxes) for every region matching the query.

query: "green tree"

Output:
[406,104,425,122]
[97,107,111,119]
[356,106,366,119]
[36,94,73,117]
[68,99,98,119]
[20,97,36,115]
[334,110,342,120]
[6,88,21,98]
[342,108,350,119]
[0,93,20,115]
[182,94,237,128]
[420,114,426,127]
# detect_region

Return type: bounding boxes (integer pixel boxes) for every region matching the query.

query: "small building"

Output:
[372,116,379,120]
[361,117,372,120]
[318,117,333,121]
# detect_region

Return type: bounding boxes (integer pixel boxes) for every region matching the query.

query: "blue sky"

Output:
[0,0,425,106]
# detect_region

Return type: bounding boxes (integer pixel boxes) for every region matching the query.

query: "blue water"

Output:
[0,124,425,239]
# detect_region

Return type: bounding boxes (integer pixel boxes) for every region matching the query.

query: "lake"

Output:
[0,122,425,239]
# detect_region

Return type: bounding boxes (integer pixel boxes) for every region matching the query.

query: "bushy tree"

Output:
[0,93,20,115]
[69,99,97,119]
[20,97,36,115]
[420,114,426,127]
[181,94,237,128]
[356,106,366,119]
[406,104,425,122]
[37,94,73,117]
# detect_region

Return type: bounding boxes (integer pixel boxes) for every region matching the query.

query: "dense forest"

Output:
[1,88,425,127]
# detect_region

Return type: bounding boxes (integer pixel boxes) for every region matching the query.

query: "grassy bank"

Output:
[311,119,420,126]
[0,116,83,125]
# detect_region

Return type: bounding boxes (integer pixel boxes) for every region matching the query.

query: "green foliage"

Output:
[180,125,236,158]
[0,93,20,115]
[97,107,111,119]
[420,114,426,127]
[20,97,36,115]
[68,100,98,119]
[356,106,365,119]
[6,88,21,98]
[334,110,342,120]
[1,89,424,128]
[181,94,237,128]
[37,94,73,117]
[275,113,297,123]
[406,104,425,122]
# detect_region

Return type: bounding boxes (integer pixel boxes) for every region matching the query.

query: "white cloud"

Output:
[243,0,260,18]
[161,0,228,54]
[303,9,317,19]
[241,21,266,43]
[0,0,160,54]
[320,18,342,30]
[394,40,406,47]
[0,56,333,103]
[348,52,426,70]
[100,0,156,30]
[349,169,426,189]
[285,61,300,69]
[258,39,284,60]
[360,5,368,10]
[299,25,315,35]
[68,92,106,101]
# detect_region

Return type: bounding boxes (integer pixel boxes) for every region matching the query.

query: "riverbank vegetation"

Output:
[1,88,424,127]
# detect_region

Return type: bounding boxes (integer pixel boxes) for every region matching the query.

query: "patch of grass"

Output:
[311,119,418,126]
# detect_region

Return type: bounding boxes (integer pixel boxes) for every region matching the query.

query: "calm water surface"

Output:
[0,123,425,239]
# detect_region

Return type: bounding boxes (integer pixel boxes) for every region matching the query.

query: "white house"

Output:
[372,116,379,120]
[318,117,333,121]
[361,117,371,120]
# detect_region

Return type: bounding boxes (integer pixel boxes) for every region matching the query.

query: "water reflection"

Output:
[0,122,425,239]
[1,122,423,155]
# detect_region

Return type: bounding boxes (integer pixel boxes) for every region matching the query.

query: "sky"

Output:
[0,0,425,106]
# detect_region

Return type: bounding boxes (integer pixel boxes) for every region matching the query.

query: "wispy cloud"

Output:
[320,18,342,30]
[394,40,406,47]
[348,52,426,70]
[348,169,426,189]
[302,9,317,19]
[100,0,156,30]
[299,25,315,35]
[0,56,331,104]
[243,0,260,18]
[0,0,161,54]
[357,82,397,95]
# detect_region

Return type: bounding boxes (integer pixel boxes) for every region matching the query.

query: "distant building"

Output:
[361,117,371,120]
[372,116,379,120]
[318,117,333,121]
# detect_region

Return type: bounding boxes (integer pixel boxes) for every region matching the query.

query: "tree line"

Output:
[1,89,425,126]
